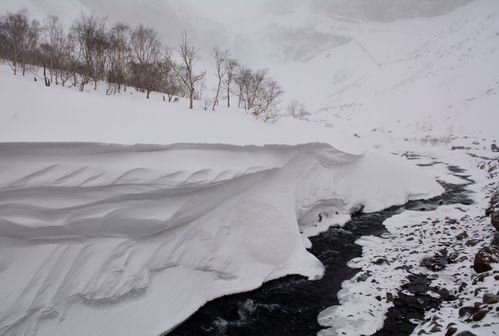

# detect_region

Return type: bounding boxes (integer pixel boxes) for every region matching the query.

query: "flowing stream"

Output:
[169,164,473,336]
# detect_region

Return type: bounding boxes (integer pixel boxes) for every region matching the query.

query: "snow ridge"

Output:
[0,142,442,336]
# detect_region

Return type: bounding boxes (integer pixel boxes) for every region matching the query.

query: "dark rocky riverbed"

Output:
[168,166,473,336]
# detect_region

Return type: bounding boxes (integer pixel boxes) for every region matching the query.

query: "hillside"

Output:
[1,0,497,140]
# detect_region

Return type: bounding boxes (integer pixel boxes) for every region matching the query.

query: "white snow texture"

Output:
[0,140,443,336]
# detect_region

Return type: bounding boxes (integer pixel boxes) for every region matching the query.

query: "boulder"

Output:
[491,211,499,231]
[483,293,499,304]
[373,257,389,265]
[492,232,499,247]
[471,309,488,321]
[458,306,476,318]
[473,246,499,273]
[455,332,477,336]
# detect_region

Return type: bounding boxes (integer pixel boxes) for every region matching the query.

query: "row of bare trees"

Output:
[0,10,40,76]
[0,10,283,120]
[209,47,284,121]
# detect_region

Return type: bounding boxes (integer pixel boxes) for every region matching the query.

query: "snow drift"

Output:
[0,142,443,336]
[0,69,443,336]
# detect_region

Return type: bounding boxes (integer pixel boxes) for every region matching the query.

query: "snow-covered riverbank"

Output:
[169,139,499,336]
[318,141,499,336]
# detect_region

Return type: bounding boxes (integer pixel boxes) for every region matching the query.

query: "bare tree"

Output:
[130,24,160,65]
[0,18,6,59]
[58,30,79,87]
[235,67,283,122]
[169,31,206,109]
[159,49,182,102]
[254,78,283,123]
[129,24,161,97]
[71,14,109,91]
[41,15,64,85]
[106,22,130,94]
[236,67,266,110]
[38,43,51,86]
[234,66,253,109]
[211,46,229,111]
[287,99,310,119]
[1,10,40,75]
[223,58,238,108]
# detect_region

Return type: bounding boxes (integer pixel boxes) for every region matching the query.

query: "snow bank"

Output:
[0,65,359,154]
[0,69,443,336]
[0,142,443,336]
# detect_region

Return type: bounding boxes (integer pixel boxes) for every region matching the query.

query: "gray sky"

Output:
[182,0,267,25]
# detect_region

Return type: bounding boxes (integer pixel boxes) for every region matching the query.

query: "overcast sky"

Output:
[182,0,267,25]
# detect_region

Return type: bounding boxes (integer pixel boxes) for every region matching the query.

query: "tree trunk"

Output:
[238,87,242,108]
[189,90,194,109]
[50,59,54,83]
[21,53,26,76]
[227,85,230,107]
[43,62,50,87]
[212,81,221,111]
[79,76,87,91]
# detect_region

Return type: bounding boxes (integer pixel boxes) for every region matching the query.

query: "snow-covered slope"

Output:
[1,0,495,139]
[0,66,358,151]
[0,69,443,336]
[304,0,499,138]
[242,0,498,139]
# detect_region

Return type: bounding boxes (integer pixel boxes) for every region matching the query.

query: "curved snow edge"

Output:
[0,142,443,336]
